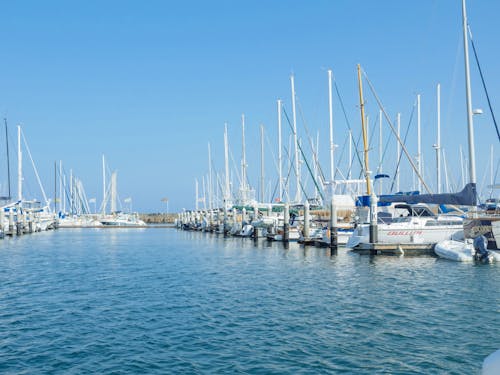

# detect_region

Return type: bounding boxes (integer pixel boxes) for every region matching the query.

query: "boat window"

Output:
[392,217,412,223]
[425,220,463,226]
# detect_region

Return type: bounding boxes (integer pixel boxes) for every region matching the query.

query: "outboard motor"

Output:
[473,235,491,263]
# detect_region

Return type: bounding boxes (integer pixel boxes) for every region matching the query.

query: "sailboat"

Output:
[434,0,500,261]
[98,156,146,227]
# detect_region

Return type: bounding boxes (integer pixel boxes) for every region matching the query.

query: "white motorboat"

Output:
[314,226,354,246]
[100,212,146,227]
[58,214,103,228]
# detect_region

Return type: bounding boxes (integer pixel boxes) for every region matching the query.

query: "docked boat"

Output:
[434,237,500,262]
[99,212,146,227]
[314,225,354,246]
[58,214,103,228]
[347,203,464,248]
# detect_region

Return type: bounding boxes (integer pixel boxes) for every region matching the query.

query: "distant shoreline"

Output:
[139,213,176,224]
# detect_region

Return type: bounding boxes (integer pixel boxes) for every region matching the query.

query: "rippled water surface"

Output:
[0,229,499,374]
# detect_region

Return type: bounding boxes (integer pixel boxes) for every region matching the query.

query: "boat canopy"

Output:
[356,183,477,207]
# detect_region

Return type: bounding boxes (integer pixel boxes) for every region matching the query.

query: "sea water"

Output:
[0,228,498,374]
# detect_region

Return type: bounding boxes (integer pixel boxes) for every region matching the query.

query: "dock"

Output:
[351,242,436,256]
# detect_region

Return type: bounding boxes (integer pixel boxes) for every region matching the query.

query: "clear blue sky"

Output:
[0,1,498,212]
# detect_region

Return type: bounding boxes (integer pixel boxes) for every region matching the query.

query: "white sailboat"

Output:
[98,156,146,227]
[348,203,464,248]
[434,0,500,261]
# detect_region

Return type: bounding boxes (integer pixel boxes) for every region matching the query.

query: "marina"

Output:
[0,0,499,373]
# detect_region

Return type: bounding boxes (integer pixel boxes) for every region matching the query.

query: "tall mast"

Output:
[102,154,106,214]
[277,99,283,202]
[54,161,57,213]
[260,124,265,202]
[208,142,213,211]
[4,119,11,200]
[224,123,230,205]
[462,0,477,188]
[241,113,247,202]
[396,113,401,192]
[290,75,301,203]
[436,83,442,193]
[357,65,372,195]
[315,131,320,199]
[378,109,383,194]
[327,69,335,184]
[63,173,67,213]
[59,161,63,213]
[17,125,22,201]
[417,94,422,192]
[70,169,73,214]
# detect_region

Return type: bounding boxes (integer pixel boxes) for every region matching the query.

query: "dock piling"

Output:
[330,198,338,251]
[303,200,310,240]
[283,203,290,242]
[369,193,378,245]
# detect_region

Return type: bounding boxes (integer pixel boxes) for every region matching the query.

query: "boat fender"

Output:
[396,245,404,256]
[473,235,491,263]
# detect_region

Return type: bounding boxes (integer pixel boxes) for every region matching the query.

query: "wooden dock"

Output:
[351,242,435,256]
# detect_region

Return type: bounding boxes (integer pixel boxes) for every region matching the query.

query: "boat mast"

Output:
[260,124,265,202]
[436,83,442,193]
[70,169,73,214]
[328,69,335,186]
[290,74,301,203]
[277,99,283,202]
[462,0,477,189]
[241,114,247,203]
[63,172,67,213]
[4,119,11,200]
[397,113,401,192]
[59,161,63,213]
[102,154,106,214]
[314,131,320,200]
[54,161,57,213]
[17,125,22,202]
[208,142,213,211]
[417,94,422,192]
[357,65,372,195]
[224,123,230,207]
[378,109,383,195]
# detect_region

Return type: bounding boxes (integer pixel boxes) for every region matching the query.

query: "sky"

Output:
[0,0,499,212]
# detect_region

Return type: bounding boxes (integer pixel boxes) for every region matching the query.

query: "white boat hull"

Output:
[434,240,500,262]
